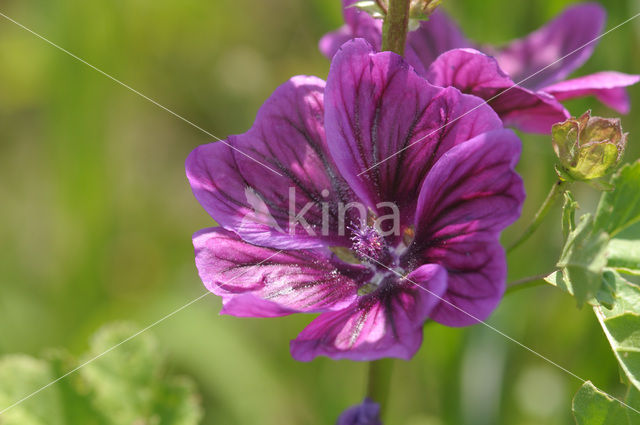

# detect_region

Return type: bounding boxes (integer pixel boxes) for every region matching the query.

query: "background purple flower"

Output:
[321,1,639,134]
[336,398,382,425]
[187,39,524,361]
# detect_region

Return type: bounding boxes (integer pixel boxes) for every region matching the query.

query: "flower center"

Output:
[349,223,387,263]
[349,223,407,290]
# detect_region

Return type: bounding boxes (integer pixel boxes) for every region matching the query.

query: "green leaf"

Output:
[608,239,640,275]
[563,190,579,241]
[572,382,629,425]
[0,355,64,425]
[598,270,619,310]
[45,350,106,425]
[557,214,610,306]
[79,323,202,425]
[154,377,203,425]
[626,386,640,423]
[0,323,202,425]
[595,161,640,237]
[595,273,640,393]
[79,323,161,425]
[544,269,616,308]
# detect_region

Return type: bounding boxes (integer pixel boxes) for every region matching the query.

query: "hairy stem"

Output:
[505,273,552,295]
[366,359,394,412]
[508,180,569,253]
[381,0,411,55]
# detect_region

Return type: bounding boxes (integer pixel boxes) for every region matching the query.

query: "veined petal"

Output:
[426,48,569,133]
[290,264,447,361]
[493,3,606,90]
[186,76,356,249]
[324,39,503,222]
[543,71,640,114]
[193,227,364,317]
[411,129,524,326]
[424,239,507,327]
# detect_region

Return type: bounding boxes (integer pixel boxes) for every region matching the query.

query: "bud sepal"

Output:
[552,111,627,183]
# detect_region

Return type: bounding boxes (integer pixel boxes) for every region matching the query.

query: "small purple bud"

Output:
[552,110,627,181]
[336,398,382,425]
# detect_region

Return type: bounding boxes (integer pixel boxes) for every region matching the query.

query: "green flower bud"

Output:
[552,111,627,182]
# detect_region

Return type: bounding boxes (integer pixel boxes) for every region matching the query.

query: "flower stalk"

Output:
[381,0,411,55]
[508,180,569,253]
[504,273,552,295]
[366,359,394,413]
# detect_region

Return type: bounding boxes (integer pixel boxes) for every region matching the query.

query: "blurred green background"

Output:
[0,0,639,424]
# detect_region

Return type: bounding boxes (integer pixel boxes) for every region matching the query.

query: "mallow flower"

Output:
[186,39,524,361]
[336,398,382,425]
[321,1,640,134]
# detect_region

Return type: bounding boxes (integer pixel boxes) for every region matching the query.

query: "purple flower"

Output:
[336,398,382,425]
[321,2,640,134]
[186,39,524,361]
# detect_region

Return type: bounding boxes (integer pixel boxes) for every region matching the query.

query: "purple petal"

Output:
[324,39,503,223]
[290,264,447,361]
[320,26,358,60]
[186,76,356,249]
[404,11,470,75]
[494,3,606,90]
[426,48,570,134]
[543,71,640,114]
[193,227,364,317]
[412,129,524,326]
[336,398,382,425]
[320,0,382,59]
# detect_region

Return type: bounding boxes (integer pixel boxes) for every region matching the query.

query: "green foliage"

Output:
[562,191,579,240]
[549,164,640,422]
[595,273,640,393]
[594,162,640,237]
[545,269,616,309]
[572,382,634,425]
[548,162,640,307]
[0,356,64,425]
[608,239,640,275]
[549,214,610,307]
[0,324,202,425]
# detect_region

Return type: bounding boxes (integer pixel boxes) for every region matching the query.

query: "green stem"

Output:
[505,273,551,295]
[381,0,411,55]
[366,359,394,411]
[508,180,569,253]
